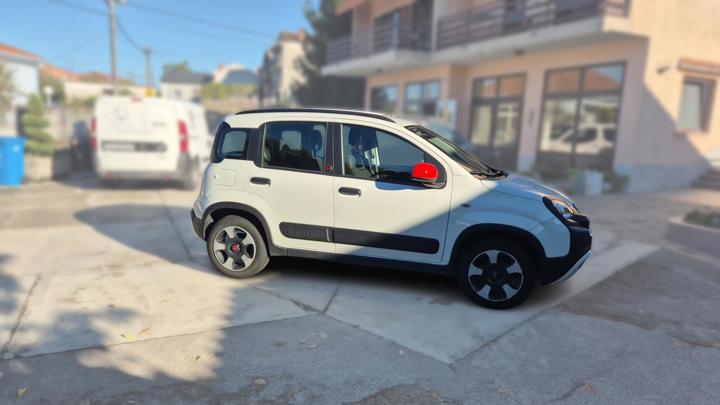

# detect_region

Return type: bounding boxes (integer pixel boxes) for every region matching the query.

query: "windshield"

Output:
[405,125,499,175]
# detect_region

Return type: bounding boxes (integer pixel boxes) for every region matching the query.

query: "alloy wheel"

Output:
[213,226,256,271]
[467,249,524,302]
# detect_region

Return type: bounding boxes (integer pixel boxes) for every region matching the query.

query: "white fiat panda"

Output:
[191,109,591,309]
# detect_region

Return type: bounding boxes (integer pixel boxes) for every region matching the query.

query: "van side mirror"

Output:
[411,162,439,184]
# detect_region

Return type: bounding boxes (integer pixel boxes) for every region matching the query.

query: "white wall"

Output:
[161,83,202,102]
[0,58,39,134]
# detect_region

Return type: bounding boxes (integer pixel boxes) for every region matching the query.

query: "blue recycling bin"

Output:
[0,136,26,187]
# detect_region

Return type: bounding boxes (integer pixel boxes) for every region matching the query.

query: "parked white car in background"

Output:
[191,109,592,309]
[92,96,212,188]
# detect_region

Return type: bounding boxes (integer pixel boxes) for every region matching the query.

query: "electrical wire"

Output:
[123,1,275,39]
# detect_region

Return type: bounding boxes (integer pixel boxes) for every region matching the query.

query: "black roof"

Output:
[234,108,395,123]
[161,70,213,85]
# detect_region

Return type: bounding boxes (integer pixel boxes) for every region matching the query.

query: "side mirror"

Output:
[411,162,439,184]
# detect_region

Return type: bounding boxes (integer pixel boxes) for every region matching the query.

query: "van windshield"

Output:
[405,125,506,178]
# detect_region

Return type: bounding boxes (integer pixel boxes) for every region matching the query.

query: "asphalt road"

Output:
[0,175,718,404]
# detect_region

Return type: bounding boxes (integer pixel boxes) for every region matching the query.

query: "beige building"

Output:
[259,30,307,106]
[322,0,720,191]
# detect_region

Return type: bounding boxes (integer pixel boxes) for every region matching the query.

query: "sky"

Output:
[0,0,313,85]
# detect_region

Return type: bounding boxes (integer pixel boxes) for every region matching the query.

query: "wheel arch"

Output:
[450,224,547,274]
[202,202,285,256]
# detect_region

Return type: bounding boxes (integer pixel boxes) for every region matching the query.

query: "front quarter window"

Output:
[405,125,505,178]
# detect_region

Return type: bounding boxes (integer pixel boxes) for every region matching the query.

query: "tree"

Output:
[163,61,191,74]
[201,83,256,100]
[40,71,65,105]
[0,63,15,125]
[21,94,54,156]
[293,0,365,108]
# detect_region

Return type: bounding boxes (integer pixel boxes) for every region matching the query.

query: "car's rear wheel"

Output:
[456,238,536,309]
[206,216,269,278]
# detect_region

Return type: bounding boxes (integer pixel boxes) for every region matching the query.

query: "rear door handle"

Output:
[250,177,271,185]
[338,187,361,196]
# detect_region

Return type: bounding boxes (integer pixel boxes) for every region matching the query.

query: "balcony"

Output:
[324,19,431,76]
[323,0,632,77]
[436,0,630,50]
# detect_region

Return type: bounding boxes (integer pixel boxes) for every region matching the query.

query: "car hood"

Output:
[482,173,575,207]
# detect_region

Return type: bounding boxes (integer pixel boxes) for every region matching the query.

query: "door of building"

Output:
[469,74,525,170]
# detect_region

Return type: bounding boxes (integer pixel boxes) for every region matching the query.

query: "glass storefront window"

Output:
[546,69,581,94]
[370,85,398,114]
[475,78,497,99]
[470,104,493,146]
[540,98,576,153]
[539,63,625,170]
[499,75,525,97]
[404,80,441,116]
[494,102,521,146]
[583,65,624,92]
[469,73,526,170]
[576,95,620,156]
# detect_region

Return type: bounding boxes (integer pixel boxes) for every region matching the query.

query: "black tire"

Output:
[456,238,536,309]
[206,215,270,278]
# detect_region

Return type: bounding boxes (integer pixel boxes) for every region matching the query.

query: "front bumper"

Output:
[541,223,592,284]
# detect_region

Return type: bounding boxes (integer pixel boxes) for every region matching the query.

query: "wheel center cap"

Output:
[230,242,241,253]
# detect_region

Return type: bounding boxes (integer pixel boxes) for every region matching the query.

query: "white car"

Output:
[191,109,592,309]
[92,96,212,188]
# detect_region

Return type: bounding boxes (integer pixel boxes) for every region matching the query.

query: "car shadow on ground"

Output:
[73,203,465,304]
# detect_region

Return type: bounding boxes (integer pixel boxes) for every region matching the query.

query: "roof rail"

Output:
[234,108,395,123]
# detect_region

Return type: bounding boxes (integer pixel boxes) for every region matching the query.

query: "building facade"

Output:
[259,30,307,107]
[0,43,41,135]
[322,0,720,191]
[160,70,213,103]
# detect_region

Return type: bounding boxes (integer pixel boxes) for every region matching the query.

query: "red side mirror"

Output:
[412,162,439,184]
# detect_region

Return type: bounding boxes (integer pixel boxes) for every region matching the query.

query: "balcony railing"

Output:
[326,20,432,65]
[436,0,630,50]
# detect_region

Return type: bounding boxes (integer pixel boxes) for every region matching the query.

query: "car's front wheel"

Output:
[457,238,536,309]
[206,216,269,278]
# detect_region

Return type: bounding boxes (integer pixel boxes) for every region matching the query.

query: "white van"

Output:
[92,96,211,188]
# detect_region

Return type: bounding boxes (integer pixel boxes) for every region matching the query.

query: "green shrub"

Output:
[603,170,630,192]
[21,94,54,156]
[684,210,720,229]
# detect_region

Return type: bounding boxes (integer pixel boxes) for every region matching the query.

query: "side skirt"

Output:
[284,248,453,276]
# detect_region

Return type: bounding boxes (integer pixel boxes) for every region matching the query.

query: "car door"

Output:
[243,120,335,253]
[332,122,453,264]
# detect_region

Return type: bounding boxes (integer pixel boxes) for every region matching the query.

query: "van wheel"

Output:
[206,215,269,278]
[456,238,536,309]
[180,159,199,190]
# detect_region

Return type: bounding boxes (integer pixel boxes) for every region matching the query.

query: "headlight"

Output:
[543,197,576,220]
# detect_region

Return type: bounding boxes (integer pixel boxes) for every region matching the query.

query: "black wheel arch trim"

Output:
[450,224,546,269]
[200,202,286,256]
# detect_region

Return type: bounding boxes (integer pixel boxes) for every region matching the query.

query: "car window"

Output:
[341,124,430,183]
[218,129,249,160]
[263,122,326,172]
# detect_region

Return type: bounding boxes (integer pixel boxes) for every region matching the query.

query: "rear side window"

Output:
[211,123,252,162]
[263,122,327,172]
[220,129,249,159]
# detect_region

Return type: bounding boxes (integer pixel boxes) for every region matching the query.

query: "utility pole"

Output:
[144,47,154,96]
[107,0,118,95]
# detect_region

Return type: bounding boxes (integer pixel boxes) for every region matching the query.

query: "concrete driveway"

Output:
[1,174,718,404]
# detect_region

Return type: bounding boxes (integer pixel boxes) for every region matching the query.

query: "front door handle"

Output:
[338,187,361,196]
[250,177,271,185]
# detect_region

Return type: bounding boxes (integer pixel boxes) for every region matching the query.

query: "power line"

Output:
[116,18,143,51]
[123,1,275,39]
[47,32,106,62]
[48,0,105,16]
[48,0,276,42]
